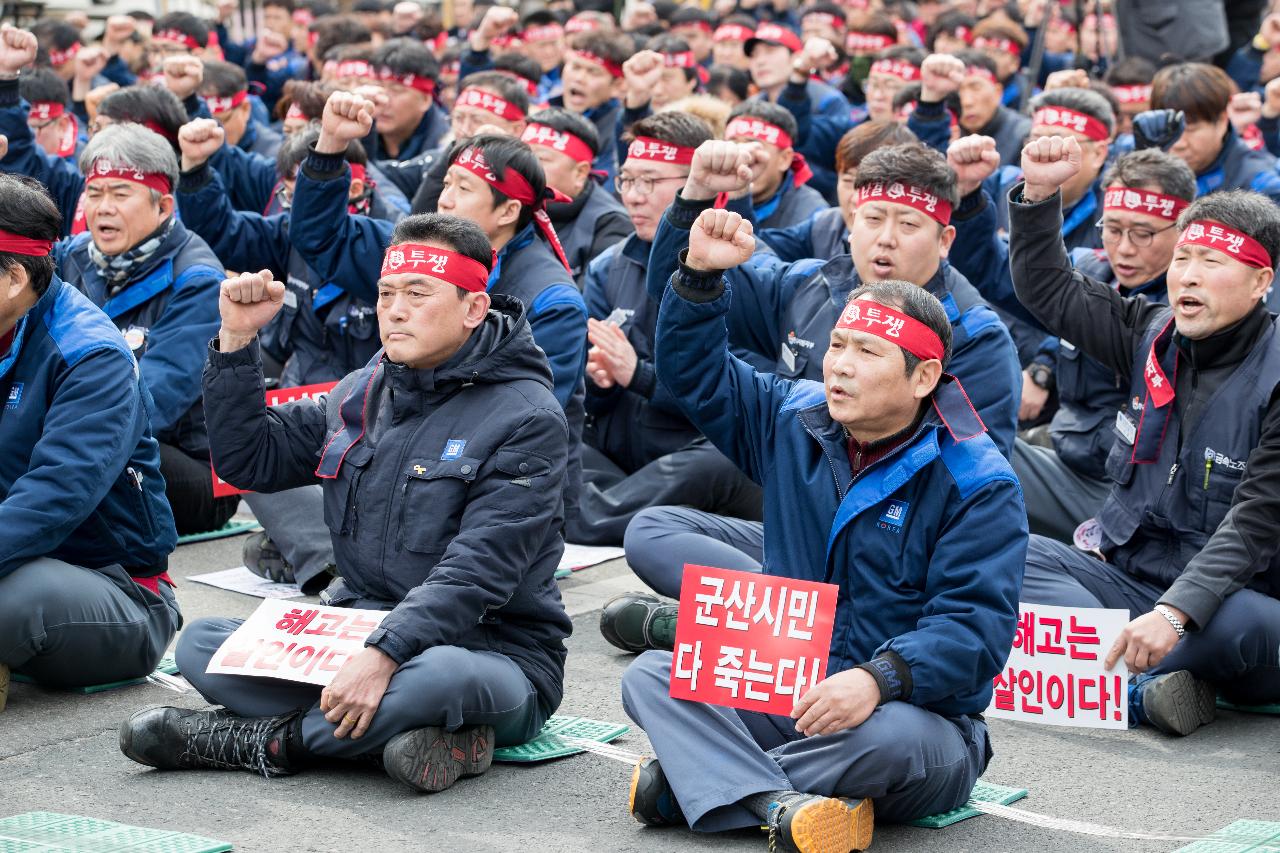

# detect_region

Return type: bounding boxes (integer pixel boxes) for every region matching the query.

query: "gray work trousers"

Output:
[621,651,990,832]
[243,486,335,590]
[623,506,764,599]
[1011,439,1111,543]
[177,617,545,757]
[0,558,181,688]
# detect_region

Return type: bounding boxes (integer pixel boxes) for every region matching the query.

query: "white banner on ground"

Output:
[558,543,625,572]
[206,599,387,686]
[188,566,305,599]
[987,603,1130,730]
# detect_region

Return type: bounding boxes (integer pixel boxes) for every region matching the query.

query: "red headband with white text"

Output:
[1176,220,1273,269]
[856,181,952,225]
[381,243,491,292]
[1103,187,1188,222]
[835,300,945,362]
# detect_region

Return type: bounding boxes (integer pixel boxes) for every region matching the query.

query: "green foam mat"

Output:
[907,780,1029,829]
[493,714,630,763]
[12,655,178,694]
[0,812,231,852]
[1175,820,1280,852]
[1217,697,1280,715]
[176,520,260,546]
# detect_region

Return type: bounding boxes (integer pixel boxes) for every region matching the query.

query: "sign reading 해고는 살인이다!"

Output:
[987,603,1130,729]
[669,565,838,716]
[206,599,387,686]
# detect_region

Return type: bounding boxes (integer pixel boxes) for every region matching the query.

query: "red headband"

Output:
[292,9,314,25]
[674,20,714,34]
[453,146,573,273]
[377,66,436,95]
[1103,187,1188,223]
[626,136,695,165]
[835,299,945,362]
[753,24,803,53]
[856,181,952,225]
[203,89,248,115]
[48,42,80,66]
[495,69,539,98]
[334,59,376,79]
[569,49,624,79]
[153,29,201,50]
[381,243,491,292]
[85,160,172,195]
[455,87,526,122]
[29,101,65,121]
[0,229,53,256]
[804,11,846,31]
[724,117,812,187]
[713,24,755,43]
[285,102,307,121]
[565,16,600,34]
[1033,106,1110,142]
[1177,220,1273,269]
[869,58,920,81]
[1112,84,1152,104]
[974,35,1021,57]
[964,65,998,85]
[522,123,594,164]
[953,25,974,44]
[521,23,564,42]
[663,50,698,68]
[845,31,894,52]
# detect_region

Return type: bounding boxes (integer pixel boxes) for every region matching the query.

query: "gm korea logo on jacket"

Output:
[5,382,21,410]
[878,500,909,533]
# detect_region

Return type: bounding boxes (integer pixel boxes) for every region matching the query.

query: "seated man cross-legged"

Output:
[620,208,1026,851]
[119,214,573,792]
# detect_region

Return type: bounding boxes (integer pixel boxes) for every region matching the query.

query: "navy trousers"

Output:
[178,617,545,757]
[621,651,990,832]
[1023,536,1280,705]
[623,507,764,599]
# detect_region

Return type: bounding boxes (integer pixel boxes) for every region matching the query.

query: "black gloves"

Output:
[1133,109,1186,152]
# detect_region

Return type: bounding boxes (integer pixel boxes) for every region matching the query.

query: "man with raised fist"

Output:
[618,205,1024,851]
[1010,133,1280,737]
[119,215,573,793]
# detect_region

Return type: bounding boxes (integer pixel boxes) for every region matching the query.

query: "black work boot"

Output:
[600,592,678,653]
[119,707,303,777]
[382,724,495,793]
[242,532,294,584]
[629,757,685,827]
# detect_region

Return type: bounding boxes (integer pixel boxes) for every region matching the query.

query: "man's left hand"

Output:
[1106,607,1186,674]
[791,668,879,736]
[320,645,398,739]
[162,55,204,101]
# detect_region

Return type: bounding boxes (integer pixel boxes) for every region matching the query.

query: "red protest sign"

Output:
[210,381,338,497]
[669,565,838,716]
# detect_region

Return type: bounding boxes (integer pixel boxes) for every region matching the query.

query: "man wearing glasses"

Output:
[570,112,764,545]
[949,137,1198,542]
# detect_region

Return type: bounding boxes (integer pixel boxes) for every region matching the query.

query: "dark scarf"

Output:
[89,216,176,297]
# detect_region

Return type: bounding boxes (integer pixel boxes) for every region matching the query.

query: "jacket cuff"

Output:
[178,161,214,193]
[668,190,715,229]
[365,626,413,665]
[303,145,348,180]
[672,248,726,303]
[208,334,261,366]
[1157,581,1218,631]
[912,98,947,119]
[0,77,18,108]
[630,358,657,399]
[953,188,987,222]
[1008,182,1064,233]
[856,650,912,704]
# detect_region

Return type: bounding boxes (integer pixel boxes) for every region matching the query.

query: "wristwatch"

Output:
[1028,363,1053,390]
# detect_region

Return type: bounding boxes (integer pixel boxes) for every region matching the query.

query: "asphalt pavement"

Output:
[2,522,1278,853]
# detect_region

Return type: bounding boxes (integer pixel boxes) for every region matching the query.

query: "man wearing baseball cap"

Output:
[619,206,1024,851]
[120,213,573,793]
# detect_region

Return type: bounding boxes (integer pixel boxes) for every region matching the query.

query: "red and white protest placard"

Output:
[987,603,1129,729]
[669,565,838,716]
[205,599,387,686]
[211,381,338,497]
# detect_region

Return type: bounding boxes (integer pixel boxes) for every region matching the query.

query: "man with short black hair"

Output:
[523,107,631,283]
[367,37,448,162]
[955,49,1029,167]
[0,172,181,692]
[552,29,633,181]
[1011,135,1280,736]
[200,59,282,158]
[19,68,80,161]
[670,7,715,65]
[120,213,572,792]
[724,100,826,230]
[619,207,1024,850]
[1025,87,1117,251]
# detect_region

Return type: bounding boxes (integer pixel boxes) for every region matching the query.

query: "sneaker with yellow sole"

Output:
[766,794,874,853]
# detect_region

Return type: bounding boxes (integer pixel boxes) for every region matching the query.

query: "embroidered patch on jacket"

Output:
[878,500,909,532]
[441,438,467,460]
[5,382,21,410]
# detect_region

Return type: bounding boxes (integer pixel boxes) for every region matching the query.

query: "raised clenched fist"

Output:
[0,25,36,76]
[318,90,375,152]
[687,208,755,273]
[947,134,1001,198]
[218,269,286,349]
[684,139,764,202]
[178,118,226,172]
[161,54,204,100]
[623,50,664,108]
[919,53,964,102]
[1020,135,1083,202]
